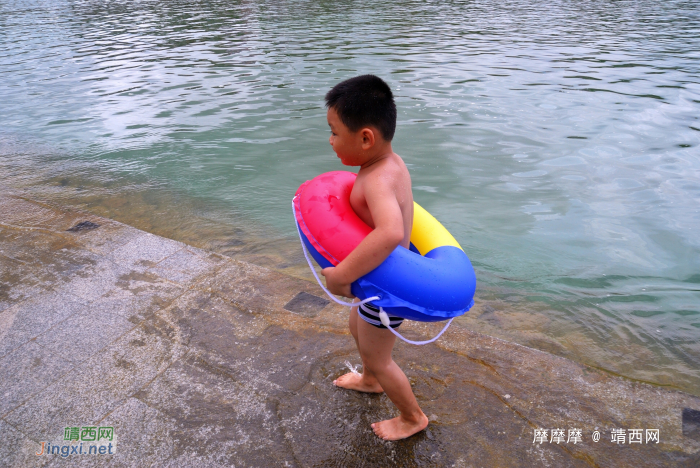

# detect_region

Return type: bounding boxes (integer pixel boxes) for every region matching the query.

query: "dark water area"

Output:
[1,0,699,395]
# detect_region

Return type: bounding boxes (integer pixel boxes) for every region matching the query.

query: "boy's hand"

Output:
[321,267,354,298]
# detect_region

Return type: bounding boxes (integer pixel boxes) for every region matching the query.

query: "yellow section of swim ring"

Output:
[410,202,463,255]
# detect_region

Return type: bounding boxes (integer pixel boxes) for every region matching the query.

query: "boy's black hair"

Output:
[325,75,397,141]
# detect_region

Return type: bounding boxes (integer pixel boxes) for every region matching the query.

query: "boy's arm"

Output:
[321,178,405,297]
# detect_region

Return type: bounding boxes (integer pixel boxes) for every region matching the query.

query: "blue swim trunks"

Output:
[358,302,404,329]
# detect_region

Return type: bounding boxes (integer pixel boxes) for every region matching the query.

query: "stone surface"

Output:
[4,321,186,442]
[32,304,135,365]
[91,271,185,324]
[52,257,131,303]
[1,193,699,467]
[0,421,51,468]
[134,354,296,467]
[0,290,88,359]
[106,232,184,273]
[48,398,176,467]
[68,221,143,258]
[146,247,225,286]
[0,341,74,417]
[284,291,330,317]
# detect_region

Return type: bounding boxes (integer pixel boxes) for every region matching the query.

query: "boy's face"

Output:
[327,107,368,166]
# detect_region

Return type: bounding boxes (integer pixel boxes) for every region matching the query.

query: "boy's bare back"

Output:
[350,153,413,250]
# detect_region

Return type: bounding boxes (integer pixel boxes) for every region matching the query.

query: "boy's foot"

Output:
[371,413,429,441]
[333,372,384,393]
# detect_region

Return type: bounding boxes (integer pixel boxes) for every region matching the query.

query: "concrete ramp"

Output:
[1,193,698,467]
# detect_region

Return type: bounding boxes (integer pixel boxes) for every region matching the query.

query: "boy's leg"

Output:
[348,299,360,348]
[356,318,428,440]
[333,300,383,393]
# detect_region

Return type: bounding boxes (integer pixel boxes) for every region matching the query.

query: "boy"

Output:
[320,75,429,441]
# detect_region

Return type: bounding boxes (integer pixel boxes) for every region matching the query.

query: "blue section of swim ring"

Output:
[298,223,476,322]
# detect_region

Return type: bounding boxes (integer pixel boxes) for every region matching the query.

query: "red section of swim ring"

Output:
[294,171,372,265]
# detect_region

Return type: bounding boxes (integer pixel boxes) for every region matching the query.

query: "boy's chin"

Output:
[337,156,359,166]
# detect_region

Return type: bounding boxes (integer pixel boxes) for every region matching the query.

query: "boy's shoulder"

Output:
[359,152,409,181]
[354,153,412,208]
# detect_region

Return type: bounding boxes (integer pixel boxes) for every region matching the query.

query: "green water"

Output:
[1,0,699,394]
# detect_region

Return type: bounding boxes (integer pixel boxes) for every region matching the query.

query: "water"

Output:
[1,0,699,395]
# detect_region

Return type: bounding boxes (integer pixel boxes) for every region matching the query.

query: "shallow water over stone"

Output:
[1,0,699,396]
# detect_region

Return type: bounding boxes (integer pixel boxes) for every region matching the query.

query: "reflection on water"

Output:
[1,0,699,395]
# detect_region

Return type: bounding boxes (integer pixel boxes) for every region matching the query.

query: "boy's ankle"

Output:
[401,410,428,424]
[360,373,379,385]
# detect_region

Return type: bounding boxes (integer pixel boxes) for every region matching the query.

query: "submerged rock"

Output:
[66,220,100,232]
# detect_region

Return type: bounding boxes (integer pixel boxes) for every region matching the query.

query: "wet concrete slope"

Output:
[1,191,699,467]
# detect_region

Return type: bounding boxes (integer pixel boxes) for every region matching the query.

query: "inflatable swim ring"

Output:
[293,171,476,325]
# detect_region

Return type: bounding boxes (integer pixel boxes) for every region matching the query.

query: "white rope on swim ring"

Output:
[378,308,453,345]
[292,198,454,345]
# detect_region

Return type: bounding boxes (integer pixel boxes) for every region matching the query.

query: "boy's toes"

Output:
[371,422,387,439]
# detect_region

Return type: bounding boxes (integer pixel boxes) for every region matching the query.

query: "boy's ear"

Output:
[360,127,376,150]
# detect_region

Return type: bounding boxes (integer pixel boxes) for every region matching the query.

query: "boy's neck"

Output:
[359,142,394,170]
